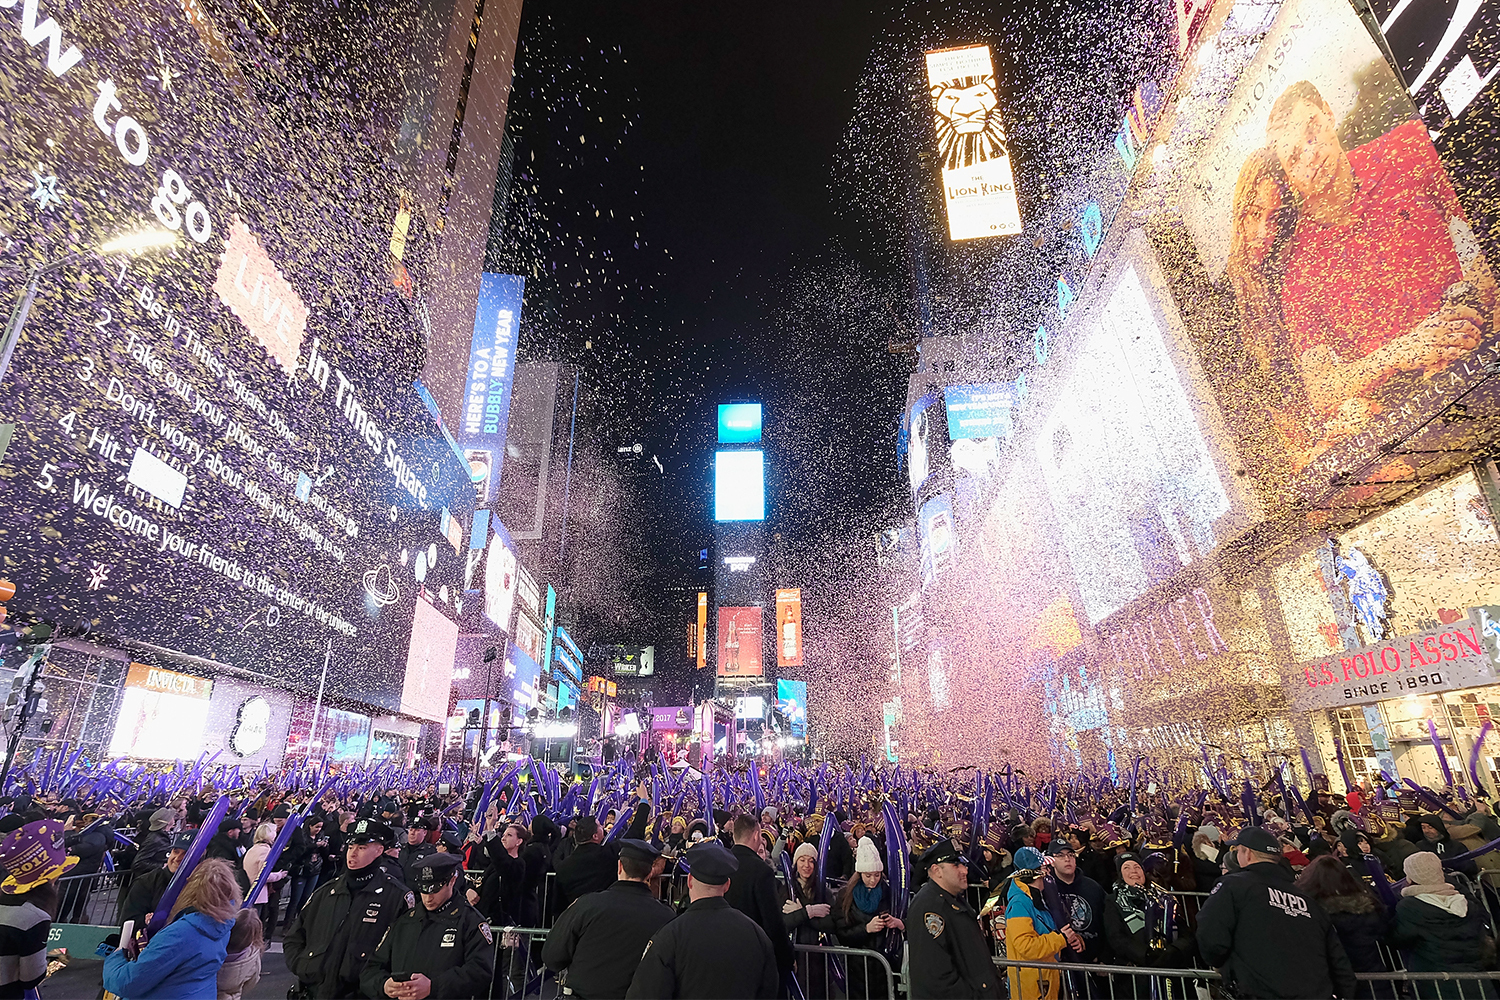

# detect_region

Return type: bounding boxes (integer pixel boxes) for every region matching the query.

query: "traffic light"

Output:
[466,708,481,728]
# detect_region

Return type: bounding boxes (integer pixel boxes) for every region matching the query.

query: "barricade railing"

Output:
[468,926,896,1000]
[994,956,1500,1000]
[54,869,129,927]
[483,925,552,1000]
[793,942,897,1000]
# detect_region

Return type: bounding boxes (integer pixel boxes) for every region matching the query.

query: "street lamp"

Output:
[0,228,180,385]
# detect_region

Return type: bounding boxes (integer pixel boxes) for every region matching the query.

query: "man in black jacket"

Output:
[284,819,412,999]
[542,839,674,999]
[117,832,190,929]
[724,815,795,986]
[908,839,1002,998]
[361,853,495,1000]
[555,799,650,908]
[626,842,778,999]
[1196,826,1355,999]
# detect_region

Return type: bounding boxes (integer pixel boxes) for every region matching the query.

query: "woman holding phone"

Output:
[832,837,904,1000]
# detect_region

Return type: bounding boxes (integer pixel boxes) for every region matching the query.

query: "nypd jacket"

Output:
[541,880,675,999]
[908,880,1001,999]
[1195,860,1356,999]
[360,895,495,1000]
[283,867,411,997]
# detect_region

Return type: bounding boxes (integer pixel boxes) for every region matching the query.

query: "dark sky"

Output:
[492,1,912,554]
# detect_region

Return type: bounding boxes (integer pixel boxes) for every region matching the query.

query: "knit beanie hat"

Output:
[1404,851,1446,887]
[854,836,884,873]
[793,842,818,866]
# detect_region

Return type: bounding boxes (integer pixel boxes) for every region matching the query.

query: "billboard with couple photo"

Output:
[1175,0,1499,508]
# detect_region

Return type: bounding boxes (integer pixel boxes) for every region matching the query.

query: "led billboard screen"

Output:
[714,451,765,521]
[717,403,763,444]
[776,678,807,739]
[109,664,213,760]
[0,0,472,713]
[717,606,763,677]
[400,595,459,722]
[1035,255,1230,624]
[460,274,524,506]
[775,588,803,668]
[924,44,1023,240]
[944,384,1015,440]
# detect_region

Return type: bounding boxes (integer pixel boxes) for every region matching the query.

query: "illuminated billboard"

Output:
[944,384,1014,440]
[109,664,213,760]
[918,493,956,589]
[775,588,803,667]
[924,44,1022,240]
[776,679,807,739]
[717,606,764,677]
[1171,0,1498,511]
[509,643,542,710]
[697,592,708,669]
[483,521,518,632]
[717,403,763,444]
[460,274,524,506]
[714,451,766,521]
[0,0,476,714]
[399,595,459,722]
[1034,253,1231,624]
[905,394,949,496]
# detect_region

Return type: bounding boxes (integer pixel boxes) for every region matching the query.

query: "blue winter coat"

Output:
[102,908,234,999]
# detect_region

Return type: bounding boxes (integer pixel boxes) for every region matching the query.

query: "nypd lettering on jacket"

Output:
[1266,887,1310,918]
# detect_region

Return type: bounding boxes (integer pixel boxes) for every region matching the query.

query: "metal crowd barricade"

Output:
[483,925,553,1000]
[53,869,129,927]
[994,957,1500,1000]
[793,943,897,1000]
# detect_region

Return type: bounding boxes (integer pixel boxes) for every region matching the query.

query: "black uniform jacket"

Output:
[907,879,1002,999]
[541,880,674,999]
[724,844,796,976]
[283,868,412,997]
[360,894,496,1000]
[625,896,779,1000]
[1195,860,1356,999]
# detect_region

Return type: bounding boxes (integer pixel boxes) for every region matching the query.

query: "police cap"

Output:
[409,852,463,893]
[919,839,969,869]
[618,838,661,864]
[683,841,738,885]
[347,819,396,848]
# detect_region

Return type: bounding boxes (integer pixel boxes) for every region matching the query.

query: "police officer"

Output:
[361,853,496,1000]
[284,818,412,999]
[625,841,778,1000]
[542,839,674,999]
[908,840,1002,998]
[401,817,438,871]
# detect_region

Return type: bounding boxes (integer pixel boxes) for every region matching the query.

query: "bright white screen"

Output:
[714,451,765,521]
[109,687,212,759]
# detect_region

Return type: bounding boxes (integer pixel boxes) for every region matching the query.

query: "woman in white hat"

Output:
[833,837,904,998]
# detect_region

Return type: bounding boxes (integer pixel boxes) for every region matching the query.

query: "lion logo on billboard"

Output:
[930,74,1009,170]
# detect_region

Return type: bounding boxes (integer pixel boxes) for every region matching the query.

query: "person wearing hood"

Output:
[1391,852,1496,998]
[1336,828,1379,878]
[216,908,264,1000]
[103,858,239,1000]
[1190,826,1225,892]
[1295,856,1393,998]
[1411,813,1480,878]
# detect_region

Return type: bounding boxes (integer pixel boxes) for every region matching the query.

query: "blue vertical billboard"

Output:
[776,679,807,739]
[461,274,525,506]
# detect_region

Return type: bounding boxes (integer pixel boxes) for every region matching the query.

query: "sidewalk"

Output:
[41,941,299,999]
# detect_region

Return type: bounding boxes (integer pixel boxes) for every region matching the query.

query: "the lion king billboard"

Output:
[924,44,1023,241]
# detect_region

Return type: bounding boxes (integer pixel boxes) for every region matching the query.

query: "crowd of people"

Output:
[0,756,1493,998]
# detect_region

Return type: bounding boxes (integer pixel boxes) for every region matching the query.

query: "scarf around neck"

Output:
[1112,882,1150,934]
[853,881,885,915]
